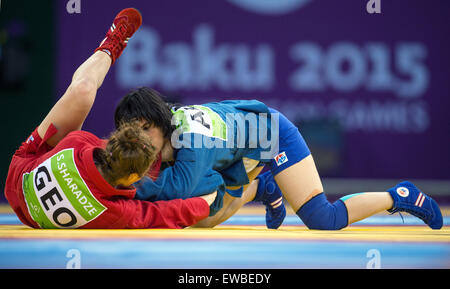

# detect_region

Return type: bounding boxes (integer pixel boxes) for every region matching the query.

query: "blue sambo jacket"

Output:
[134,100,278,215]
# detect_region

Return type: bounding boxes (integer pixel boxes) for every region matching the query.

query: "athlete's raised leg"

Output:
[38,51,112,146]
[38,8,142,146]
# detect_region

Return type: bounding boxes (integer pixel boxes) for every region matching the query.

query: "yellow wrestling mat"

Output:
[1,225,449,243]
[1,204,449,268]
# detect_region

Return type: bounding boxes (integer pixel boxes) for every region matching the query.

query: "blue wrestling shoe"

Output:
[253,171,286,229]
[387,181,443,230]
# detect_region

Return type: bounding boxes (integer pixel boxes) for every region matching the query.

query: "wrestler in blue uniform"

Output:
[121,89,442,230]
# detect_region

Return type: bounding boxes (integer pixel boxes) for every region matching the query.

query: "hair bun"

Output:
[101,120,156,185]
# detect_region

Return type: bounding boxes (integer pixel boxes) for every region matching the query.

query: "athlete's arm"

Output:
[121,192,217,229]
[134,140,223,200]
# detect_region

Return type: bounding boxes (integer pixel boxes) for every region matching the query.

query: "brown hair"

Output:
[94,121,156,186]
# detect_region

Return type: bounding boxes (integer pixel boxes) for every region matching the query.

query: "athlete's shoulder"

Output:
[204,99,270,114]
[63,130,102,147]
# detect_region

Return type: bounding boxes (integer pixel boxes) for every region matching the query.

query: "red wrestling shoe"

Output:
[95,8,142,64]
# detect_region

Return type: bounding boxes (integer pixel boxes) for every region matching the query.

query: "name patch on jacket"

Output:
[22,148,106,228]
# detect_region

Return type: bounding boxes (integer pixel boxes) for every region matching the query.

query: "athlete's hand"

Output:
[200,191,217,206]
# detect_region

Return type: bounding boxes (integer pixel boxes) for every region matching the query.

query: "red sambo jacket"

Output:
[4,124,209,229]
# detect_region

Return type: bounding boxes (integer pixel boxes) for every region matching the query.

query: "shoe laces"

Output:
[107,18,131,54]
[398,212,405,224]
[389,204,431,224]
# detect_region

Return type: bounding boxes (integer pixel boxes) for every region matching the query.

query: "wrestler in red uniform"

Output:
[4,8,216,229]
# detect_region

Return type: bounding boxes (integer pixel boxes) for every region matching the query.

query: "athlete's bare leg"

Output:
[37,8,142,147]
[274,154,393,226]
[38,51,112,146]
[343,192,393,224]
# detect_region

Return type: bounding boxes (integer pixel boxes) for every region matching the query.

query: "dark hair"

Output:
[94,121,156,186]
[114,87,175,138]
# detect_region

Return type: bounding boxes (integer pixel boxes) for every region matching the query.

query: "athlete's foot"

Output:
[387,181,443,229]
[95,8,142,64]
[254,171,286,229]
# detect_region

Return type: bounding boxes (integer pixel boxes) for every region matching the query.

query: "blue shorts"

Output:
[267,108,311,176]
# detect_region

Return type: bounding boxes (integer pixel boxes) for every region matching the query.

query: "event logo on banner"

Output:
[117,25,274,92]
[117,24,429,134]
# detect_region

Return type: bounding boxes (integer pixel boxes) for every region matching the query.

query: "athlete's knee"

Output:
[70,78,97,99]
[67,78,97,110]
[296,193,348,230]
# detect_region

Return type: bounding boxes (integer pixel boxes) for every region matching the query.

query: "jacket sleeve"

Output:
[134,142,223,201]
[119,197,210,229]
